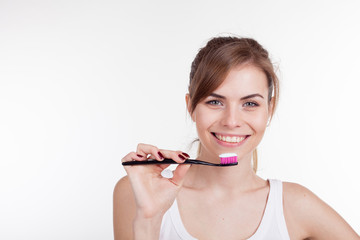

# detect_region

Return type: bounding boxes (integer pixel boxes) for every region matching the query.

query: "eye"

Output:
[243,101,259,107]
[206,100,223,106]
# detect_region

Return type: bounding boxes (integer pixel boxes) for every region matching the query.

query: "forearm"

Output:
[133,214,163,240]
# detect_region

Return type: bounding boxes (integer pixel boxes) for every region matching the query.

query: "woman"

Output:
[113,36,359,239]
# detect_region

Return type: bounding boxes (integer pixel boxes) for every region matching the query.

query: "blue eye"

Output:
[243,102,259,107]
[206,100,222,106]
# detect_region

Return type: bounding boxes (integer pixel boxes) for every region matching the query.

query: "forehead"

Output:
[214,64,268,96]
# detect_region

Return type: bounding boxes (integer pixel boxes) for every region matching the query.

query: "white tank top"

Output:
[159,179,290,240]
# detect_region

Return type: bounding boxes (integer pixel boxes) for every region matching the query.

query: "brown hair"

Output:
[188,36,279,172]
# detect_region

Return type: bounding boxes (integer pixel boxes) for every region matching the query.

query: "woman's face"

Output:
[188,64,273,162]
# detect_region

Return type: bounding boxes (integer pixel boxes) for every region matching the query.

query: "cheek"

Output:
[249,111,269,132]
[194,108,217,134]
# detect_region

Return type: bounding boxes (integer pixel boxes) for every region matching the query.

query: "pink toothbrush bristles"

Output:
[219,153,238,165]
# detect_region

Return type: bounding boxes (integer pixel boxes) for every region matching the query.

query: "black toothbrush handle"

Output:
[122,158,237,167]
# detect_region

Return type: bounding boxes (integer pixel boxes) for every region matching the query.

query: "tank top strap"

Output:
[269,179,291,240]
[249,179,290,240]
[170,199,198,240]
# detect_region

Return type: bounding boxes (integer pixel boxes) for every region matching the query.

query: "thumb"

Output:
[169,164,191,187]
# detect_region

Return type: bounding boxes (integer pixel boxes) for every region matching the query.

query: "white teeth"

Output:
[215,133,246,143]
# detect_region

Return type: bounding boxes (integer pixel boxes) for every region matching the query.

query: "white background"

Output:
[1,0,359,239]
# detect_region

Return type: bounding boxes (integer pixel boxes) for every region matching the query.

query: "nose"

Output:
[221,105,242,129]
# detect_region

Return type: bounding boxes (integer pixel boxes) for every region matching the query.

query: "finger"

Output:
[121,152,148,175]
[158,150,190,163]
[122,149,168,176]
[121,152,145,163]
[170,164,191,187]
[136,143,164,161]
[122,153,166,171]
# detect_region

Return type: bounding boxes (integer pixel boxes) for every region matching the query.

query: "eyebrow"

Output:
[209,93,264,100]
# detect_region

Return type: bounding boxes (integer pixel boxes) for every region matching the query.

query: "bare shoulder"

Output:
[114,175,134,201]
[282,182,318,228]
[282,181,360,239]
[282,182,315,209]
[113,176,136,240]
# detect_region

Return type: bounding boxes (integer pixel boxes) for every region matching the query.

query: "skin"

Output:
[114,64,360,240]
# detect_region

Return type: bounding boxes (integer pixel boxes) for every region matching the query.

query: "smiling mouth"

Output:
[211,132,249,143]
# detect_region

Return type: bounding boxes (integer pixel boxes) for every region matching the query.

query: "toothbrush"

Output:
[122,153,238,167]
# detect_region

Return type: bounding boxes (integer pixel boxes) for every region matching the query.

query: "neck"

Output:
[183,151,263,193]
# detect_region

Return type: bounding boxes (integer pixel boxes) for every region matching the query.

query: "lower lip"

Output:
[212,134,249,147]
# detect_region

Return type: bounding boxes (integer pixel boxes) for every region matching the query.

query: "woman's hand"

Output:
[122,143,191,220]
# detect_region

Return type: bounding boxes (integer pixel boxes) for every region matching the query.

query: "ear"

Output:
[267,96,275,123]
[185,94,195,122]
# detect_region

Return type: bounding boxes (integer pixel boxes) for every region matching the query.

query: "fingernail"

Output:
[137,154,143,158]
[158,152,164,159]
[182,152,190,158]
[178,154,186,160]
